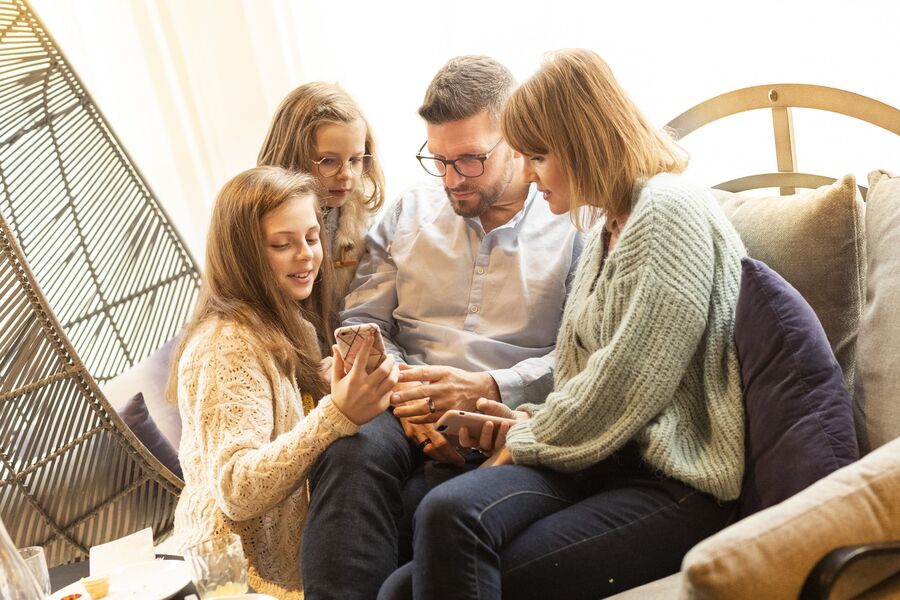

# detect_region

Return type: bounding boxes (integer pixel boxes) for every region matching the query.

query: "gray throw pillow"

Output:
[855,169,900,452]
[714,175,866,402]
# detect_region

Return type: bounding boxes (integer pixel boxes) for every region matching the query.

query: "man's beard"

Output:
[445,161,514,218]
[445,184,497,218]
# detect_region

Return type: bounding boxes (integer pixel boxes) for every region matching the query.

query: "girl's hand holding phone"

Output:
[330,335,399,426]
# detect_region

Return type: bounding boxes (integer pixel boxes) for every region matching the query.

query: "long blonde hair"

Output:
[258,81,385,213]
[501,48,688,229]
[169,167,336,403]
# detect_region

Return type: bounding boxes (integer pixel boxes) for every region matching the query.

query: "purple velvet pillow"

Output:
[117,392,183,480]
[736,257,858,517]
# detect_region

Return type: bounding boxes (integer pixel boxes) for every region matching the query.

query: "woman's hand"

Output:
[457,398,529,456]
[480,447,513,467]
[330,336,399,426]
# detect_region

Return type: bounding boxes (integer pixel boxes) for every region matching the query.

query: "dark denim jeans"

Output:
[300,411,481,599]
[300,411,415,600]
[378,443,738,600]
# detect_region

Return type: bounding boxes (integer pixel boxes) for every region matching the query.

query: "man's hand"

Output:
[392,380,464,465]
[390,364,500,423]
[399,418,465,466]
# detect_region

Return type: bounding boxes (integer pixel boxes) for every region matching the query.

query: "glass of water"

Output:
[17,546,51,598]
[184,533,248,599]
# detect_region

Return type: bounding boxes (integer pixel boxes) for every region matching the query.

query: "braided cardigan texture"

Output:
[506,173,747,501]
[173,318,358,599]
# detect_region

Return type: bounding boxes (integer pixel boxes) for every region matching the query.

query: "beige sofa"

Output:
[608,87,900,599]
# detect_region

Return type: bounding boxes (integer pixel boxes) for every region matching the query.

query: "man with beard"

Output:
[300,56,582,600]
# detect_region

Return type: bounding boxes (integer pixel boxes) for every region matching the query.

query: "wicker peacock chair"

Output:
[0,0,200,566]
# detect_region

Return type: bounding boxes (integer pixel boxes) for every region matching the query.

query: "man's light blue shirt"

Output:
[342,181,583,408]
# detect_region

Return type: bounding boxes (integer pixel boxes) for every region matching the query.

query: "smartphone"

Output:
[334,324,387,375]
[435,410,518,439]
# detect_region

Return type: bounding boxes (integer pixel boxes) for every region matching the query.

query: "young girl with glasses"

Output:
[169,166,398,599]
[379,49,747,600]
[258,82,385,305]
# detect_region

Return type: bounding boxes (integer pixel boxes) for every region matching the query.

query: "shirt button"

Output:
[470,305,479,313]
[475,266,485,275]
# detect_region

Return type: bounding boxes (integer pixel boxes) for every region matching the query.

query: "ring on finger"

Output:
[427,398,436,413]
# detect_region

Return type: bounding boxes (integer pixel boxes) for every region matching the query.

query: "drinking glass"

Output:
[184,533,248,599]
[17,546,51,598]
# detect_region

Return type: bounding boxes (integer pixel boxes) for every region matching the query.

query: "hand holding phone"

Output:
[334,324,387,375]
[435,410,518,440]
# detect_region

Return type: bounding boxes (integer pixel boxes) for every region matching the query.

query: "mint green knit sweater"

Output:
[506,173,747,501]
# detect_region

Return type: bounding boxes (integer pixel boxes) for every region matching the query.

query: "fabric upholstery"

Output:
[855,169,900,452]
[735,257,858,517]
[606,573,681,599]
[680,436,900,600]
[101,336,181,449]
[714,175,866,399]
[117,392,183,479]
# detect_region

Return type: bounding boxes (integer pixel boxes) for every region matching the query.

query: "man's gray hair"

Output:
[418,55,515,125]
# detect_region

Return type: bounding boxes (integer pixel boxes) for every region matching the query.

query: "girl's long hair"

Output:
[258,81,385,214]
[169,166,336,403]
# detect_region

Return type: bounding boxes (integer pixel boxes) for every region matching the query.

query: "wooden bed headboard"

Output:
[665,84,900,199]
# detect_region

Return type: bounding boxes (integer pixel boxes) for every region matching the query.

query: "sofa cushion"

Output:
[855,169,900,453]
[117,392,183,479]
[680,436,900,600]
[101,336,181,449]
[735,257,858,517]
[714,175,865,399]
[606,573,681,599]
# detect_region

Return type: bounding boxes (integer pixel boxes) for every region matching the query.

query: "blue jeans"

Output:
[300,411,416,600]
[300,411,480,599]
[378,443,738,600]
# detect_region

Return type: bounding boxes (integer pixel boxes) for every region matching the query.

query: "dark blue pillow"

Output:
[118,392,183,480]
[736,257,858,517]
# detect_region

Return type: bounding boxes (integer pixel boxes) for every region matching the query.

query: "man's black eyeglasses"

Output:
[416,139,503,178]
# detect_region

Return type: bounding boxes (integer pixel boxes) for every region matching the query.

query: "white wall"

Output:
[30,0,900,261]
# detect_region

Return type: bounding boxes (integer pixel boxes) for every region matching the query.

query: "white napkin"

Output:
[89,527,155,576]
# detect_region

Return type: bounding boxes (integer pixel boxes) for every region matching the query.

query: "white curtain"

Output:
[31,0,900,261]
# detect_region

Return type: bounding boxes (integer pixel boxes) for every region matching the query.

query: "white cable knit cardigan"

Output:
[173,318,357,599]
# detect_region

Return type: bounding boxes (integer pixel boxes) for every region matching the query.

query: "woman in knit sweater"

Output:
[258,82,386,309]
[379,49,747,600]
[170,166,398,599]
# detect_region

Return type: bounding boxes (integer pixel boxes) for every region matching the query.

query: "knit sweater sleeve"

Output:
[506,190,716,472]
[188,328,358,522]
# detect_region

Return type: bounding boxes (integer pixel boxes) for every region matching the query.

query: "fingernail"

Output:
[391,394,400,402]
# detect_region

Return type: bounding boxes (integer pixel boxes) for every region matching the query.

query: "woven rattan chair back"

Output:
[1,0,199,566]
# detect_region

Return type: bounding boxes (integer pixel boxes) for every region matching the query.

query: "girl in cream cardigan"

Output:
[380,50,747,600]
[170,167,398,599]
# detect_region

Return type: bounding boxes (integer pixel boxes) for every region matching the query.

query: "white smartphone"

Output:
[334,324,387,375]
[435,410,518,439]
